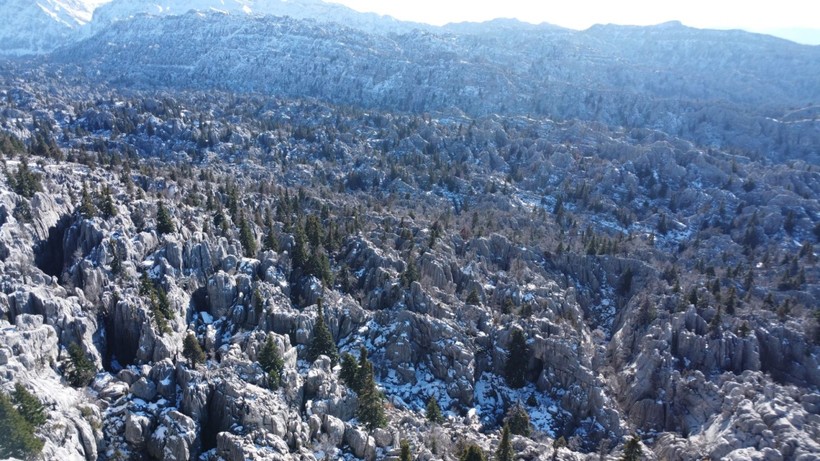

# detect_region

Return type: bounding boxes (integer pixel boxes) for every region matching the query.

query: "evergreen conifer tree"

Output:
[339,353,359,390]
[12,383,46,427]
[505,404,531,437]
[460,444,486,461]
[0,391,43,459]
[239,214,257,257]
[504,330,529,388]
[426,396,444,424]
[308,299,338,365]
[65,343,96,387]
[78,182,97,219]
[258,335,284,390]
[400,439,412,461]
[496,424,514,461]
[99,185,117,218]
[182,333,206,366]
[621,436,643,461]
[156,201,175,235]
[356,361,386,431]
[263,212,279,252]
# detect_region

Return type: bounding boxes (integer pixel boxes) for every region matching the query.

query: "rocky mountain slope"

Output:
[0,5,818,461]
[51,13,820,164]
[0,0,109,55]
[0,59,818,460]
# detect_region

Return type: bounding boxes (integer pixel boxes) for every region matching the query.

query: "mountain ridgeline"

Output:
[48,12,820,164]
[0,2,818,461]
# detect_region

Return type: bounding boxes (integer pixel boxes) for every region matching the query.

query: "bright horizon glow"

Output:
[328,0,820,44]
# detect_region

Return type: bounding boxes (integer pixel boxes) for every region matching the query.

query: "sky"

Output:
[330,0,820,44]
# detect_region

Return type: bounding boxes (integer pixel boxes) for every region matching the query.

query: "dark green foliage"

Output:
[156,201,175,235]
[253,287,264,316]
[110,240,122,275]
[258,335,284,390]
[99,185,117,218]
[466,289,480,305]
[7,159,43,198]
[66,343,96,387]
[504,404,531,437]
[400,439,412,461]
[429,220,442,248]
[239,215,257,257]
[182,333,206,366]
[151,286,174,335]
[306,246,333,285]
[356,361,386,431]
[308,300,338,365]
[12,384,46,428]
[263,213,279,252]
[620,436,643,461]
[0,132,25,158]
[496,424,514,461]
[141,273,174,334]
[13,199,33,223]
[552,436,567,460]
[504,330,529,388]
[401,257,418,287]
[0,391,43,459]
[460,443,486,461]
[292,222,308,271]
[526,392,538,407]
[339,353,359,390]
[426,396,444,424]
[78,182,97,219]
[305,214,323,248]
[784,210,796,234]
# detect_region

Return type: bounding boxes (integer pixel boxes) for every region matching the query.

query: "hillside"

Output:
[0,6,818,461]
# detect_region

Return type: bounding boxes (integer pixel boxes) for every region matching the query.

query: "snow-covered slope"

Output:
[0,0,110,55]
[89,0,427,35]
[0,0,425,56]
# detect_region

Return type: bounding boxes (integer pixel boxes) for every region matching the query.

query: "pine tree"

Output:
[354,346,369,392]
[504,330,529,388]
[426,396,444,424]
[258,335,284,390]
[339,353,359,390]
[307,246,333,285]
[0,391,43,459]
[460,444,486,461]
[466,289,481,305]
[65,343,96,387]
[263,212,279,252]
[239,214,257,257]
[7,158,43,198]
[110,240,122,275]
[78,182,97,219]
[292,222,308,271]
[505,404,531,437]
[12,383,46,427]
[156,201,175,235]
[99,185,117,218]
[496,424,514,461]
[182,333,206,366]
[621,436,643,461]
[400,439,412,461]
[356,361,386,431]
[308,300,338,365]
